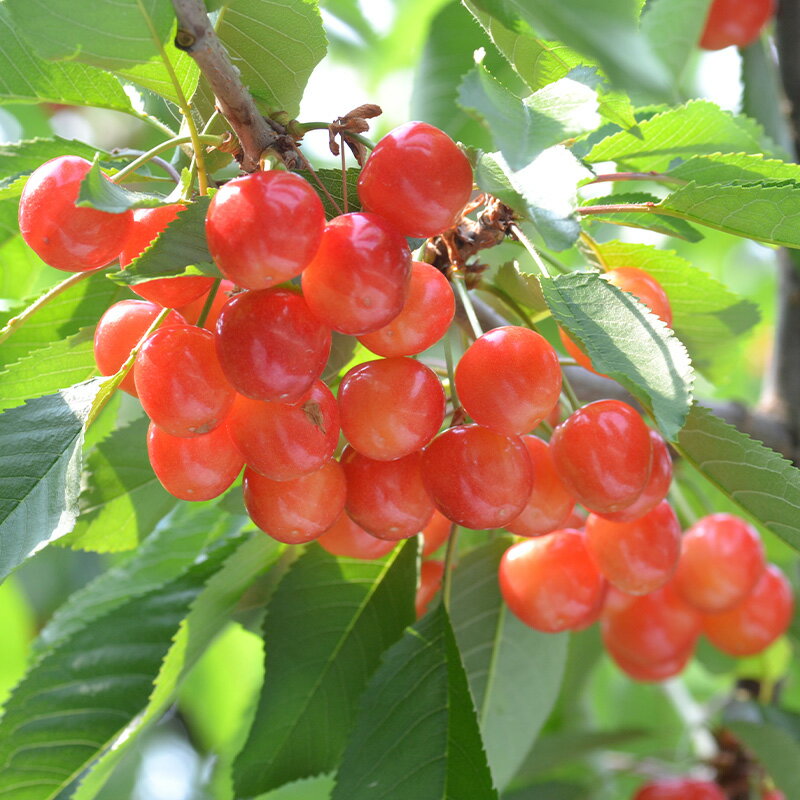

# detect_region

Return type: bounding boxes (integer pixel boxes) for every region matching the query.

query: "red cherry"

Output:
[134,326,235,437]
[243,461,346,544]
[505,436,576,537]
[702,564,794,657]
[416,560,445,618]
[178,279,236,330]
[147,421,243,501]
[455,326,562,435]
[316,513,397,560]
[499,530,606,633]
[585,501,681,595]
[633,778,726,800]
[119,205,214,307]
[338,358,446,461]
[205,170,325,290]
[18,156,132,271]
[215,288,331,402]
[341,447,434,540]
[421,509,452,557]
[422,424,533,530]
[550,400,653,514]
[700,0,776,49]
[301,212,412,335]
[607,641,693,683]
[227,381,339,481]
[93,300,186,396]
[357,261,455,357]
[357,121,473,238]
[674,513,765,613]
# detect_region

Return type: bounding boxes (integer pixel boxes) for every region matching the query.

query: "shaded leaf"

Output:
[297,168,360,220]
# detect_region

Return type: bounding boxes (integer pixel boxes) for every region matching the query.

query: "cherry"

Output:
[178,279,236,330]
[94,300,186,395]
[18,156,132,271]
[607,641,693,683]
[341,446,434,540]
[147,421,243,501]
[301,212,412,335]
[205,170,325,290]
[215,288,331,402]
[633,778,726,800]
[338,358,446,461]
[674,513,765,613]
[119,204,214,307]
[243,461,346,544]
[505,436,576,537]
[416,560,445,618]
[421,424,533,530]
[421,509,452,557]
[134,325,235,437]
[700,0,776,49]
[316,513,397,560]
[226,381,339,481]
[357,261,455,357]
[455,326,562,435]
[357,121,473,238]
[499,530,606,633]
[550,400,653,514]
[702,564,794,657]
[585,500,681,595]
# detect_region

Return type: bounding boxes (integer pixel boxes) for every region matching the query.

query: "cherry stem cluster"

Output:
[111,133,224,184]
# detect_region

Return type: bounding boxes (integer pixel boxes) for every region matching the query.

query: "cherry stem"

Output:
[578,232,608,271]
[452,277,483,340]
[510,223,551,279]
[294,148,343,216]
[111,148,181,183]
[578,202,660,215]
[341,144,348,214]
[297,122,377,151]
[668,479,699,527]
[441,522,460,612]
[589,171,687,186]
[196,277,222,328]
[443,332,460,412]
[660,679,718,761]
[111,134,224,184]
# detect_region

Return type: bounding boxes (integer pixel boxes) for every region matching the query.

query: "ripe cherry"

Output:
[205,170,325,290]
[134,325,235,437]
[215,288,331,402]
[19,156,132,271]
[357,121,473,238]
[301,212,412,335]
[422,424,533,530]
[226,381,339,481]
[416,560,445,618]
[178,279,236,330]
[455,326,562,435]
[702,564,794,657]
[147,421,243,501]
[607,641,693,683]
[421,510,452,557]
[505,436,575,538]
[243,461,346,544]
[633,778,726,800]
[358,261,455,357]
[700,0,776,49]
[550,400,653,514]
[119,204,214,307]
[316,513,397,560]
[674,513,765,613]
[338,358,446,461]
[499,530,606,633]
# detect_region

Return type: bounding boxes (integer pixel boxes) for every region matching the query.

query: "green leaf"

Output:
[233,541,417,795]
[450,539,568,790]
[77,160,170,214]
[331,602,498,800]
[541,272,694,439]
[0,380,101,583]
[297,168,361,220]
[640,0,711,82]
[0,578,34,709]
[214,0,327,118]
[676,405,800,552]
[667,152,800,185]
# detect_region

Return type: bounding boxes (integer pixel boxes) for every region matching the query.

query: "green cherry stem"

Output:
[441,522,460,612]
[196,277,222,329]
[452,276,483,340]
[110,134,225,184]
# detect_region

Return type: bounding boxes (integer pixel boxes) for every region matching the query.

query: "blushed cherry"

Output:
[316,513,397,561]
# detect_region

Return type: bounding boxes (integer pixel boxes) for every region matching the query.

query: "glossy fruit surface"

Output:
[550,400,652,514]
[215,288,331,402]
[19,156,132,271]
[607,641,693,683]
[699,0,776,49]
[674,513,765,613]
[205,170,325,290]
[135,326,234,437]
[147,422,243,501]
[499,530,606,633]
[633,778,726,799]
[94,300,186,395]
[358,261,455,357]
[227,381,339,480]
[422,424,533,529]
[702,564,794,656]
[506,436,575,537]
[178,279,236,330]
[119,205,214,307]
[316,513,397,560]
[342,447,434,540]
[338,358,445,461]
[455,326,562,435]
[416,560,445,618]
[421,509,452,556]
[357,121,473,237]
[243,461,346,544]
[586,501,681,595]
[302,212,412,335]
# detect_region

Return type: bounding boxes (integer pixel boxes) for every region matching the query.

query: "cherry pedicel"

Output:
[178,278,235,330]
[316,513,397,561]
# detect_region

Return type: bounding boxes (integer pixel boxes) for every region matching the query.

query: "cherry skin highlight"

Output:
[338,358,446,461]
[316,513,397,560]
[700,0,776,50]
[205,170,325,290]
[19,155,132,271]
